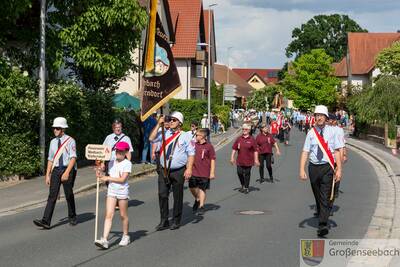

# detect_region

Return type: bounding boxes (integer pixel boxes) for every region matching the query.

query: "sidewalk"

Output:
[346,136,400,240]
[0,127,240,216]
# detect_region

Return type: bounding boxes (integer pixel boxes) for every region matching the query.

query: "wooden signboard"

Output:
[85,145,111,161]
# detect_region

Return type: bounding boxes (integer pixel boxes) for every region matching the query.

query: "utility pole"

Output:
[224,46,233,106]
[39,0,46,174]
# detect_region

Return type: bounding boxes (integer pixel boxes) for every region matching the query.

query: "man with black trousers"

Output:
[299,105,343,237]
[149,111,195,230]
[33,117,77,229]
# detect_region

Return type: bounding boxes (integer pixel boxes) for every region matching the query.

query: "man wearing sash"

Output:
[149,111,195,231]
[33,117,78,229]
[299,105,344,237]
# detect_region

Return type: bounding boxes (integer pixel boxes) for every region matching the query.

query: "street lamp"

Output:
[197,2,217,139]
[225,46,233,106]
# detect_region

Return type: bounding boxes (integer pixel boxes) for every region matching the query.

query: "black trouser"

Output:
[158,166,185,224]
[237,166,252,188]
[308,163,334,226]
[43,167,77,224]
[259,153,273,179]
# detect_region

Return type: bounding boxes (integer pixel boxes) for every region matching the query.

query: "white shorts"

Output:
[107,184,129,200]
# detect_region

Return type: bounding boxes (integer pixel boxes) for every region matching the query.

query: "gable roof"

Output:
[232,68,280,84]
[214,64,253,97]
[169,0,204,58]
[335,32,400,76]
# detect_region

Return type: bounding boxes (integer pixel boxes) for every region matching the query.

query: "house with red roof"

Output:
[334,32,400,93]
[169,0,217,100]
[232,68,280,90]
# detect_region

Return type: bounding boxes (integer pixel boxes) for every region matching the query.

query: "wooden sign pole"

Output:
[94,159,102,242]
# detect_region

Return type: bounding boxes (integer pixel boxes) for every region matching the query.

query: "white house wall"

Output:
[174,59,192,99]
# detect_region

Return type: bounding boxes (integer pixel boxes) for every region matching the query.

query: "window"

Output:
[250,77,259,83]
[196,64,204,78]
[191,89,203,100]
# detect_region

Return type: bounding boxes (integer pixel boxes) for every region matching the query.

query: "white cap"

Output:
[170,111,184,124]
[314,105,329,118]
[203,114,207,117]
[52,117,68,128]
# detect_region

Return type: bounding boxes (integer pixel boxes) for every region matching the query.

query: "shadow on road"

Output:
[128,199,145,207]
[52,212,95,228]
[180,202,221,226]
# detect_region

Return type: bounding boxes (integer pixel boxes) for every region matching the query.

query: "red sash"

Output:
[160,131,181,157]
[310,117,315,126]
[312,128,335,170]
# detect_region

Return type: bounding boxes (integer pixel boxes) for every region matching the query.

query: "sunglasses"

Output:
[170,118,179,122]
[53,127,62,131]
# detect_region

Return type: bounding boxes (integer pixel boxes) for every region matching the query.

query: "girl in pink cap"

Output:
[95,141,132,249]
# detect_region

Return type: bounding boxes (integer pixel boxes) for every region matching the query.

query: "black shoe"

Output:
[33,219,51,229]
[244,188,249,194]
[155,221,170,231]
[192,200,200,212]
[238,187,244,193]
[259,178,264,184]
[313,212,320,218]
[69,217,77,226]
[330,210,334,216]
[270,178,274,183]
[197,207,205,216]
[170,223,180,230]
[317,225,329,237]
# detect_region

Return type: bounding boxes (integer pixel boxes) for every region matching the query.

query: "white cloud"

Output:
[203,0,400,68]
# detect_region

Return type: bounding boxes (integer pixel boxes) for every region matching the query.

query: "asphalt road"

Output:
[0,129,379,267]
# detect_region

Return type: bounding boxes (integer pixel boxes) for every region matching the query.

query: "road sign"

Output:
[224,84,237,97]
[224,96,236,101]
[85,145,112,161]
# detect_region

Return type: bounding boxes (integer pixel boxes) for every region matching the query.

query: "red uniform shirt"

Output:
[192,142,216,179]
[270,121,279,135]
[256,133,276,154]
[232,135,257,166]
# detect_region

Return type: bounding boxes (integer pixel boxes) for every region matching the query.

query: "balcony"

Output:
[191,77,206,88]
[195,50,207,62]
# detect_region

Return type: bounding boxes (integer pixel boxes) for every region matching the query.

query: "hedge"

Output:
[0,65,142,178]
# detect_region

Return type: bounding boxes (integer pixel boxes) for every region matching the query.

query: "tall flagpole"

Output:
[39,0,46,174]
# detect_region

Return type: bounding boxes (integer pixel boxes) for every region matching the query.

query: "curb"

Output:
[347,140,399,239]
[0,166,157,217]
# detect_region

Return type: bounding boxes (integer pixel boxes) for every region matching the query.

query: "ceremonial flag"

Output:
[141,0,181,121]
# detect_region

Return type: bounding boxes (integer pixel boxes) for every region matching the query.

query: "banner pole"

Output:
[94,160,101,242]
[160,107,169,184]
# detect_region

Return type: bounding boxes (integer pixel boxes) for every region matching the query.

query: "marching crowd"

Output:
[32,104,347,249]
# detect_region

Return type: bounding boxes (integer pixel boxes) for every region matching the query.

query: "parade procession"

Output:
[1,0,400,266]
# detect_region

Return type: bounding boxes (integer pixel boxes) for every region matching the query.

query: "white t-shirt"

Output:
[107,159,132,198]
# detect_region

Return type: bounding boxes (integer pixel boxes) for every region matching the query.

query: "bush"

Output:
[0,64,41,177]
[213,105,231,128]
[169,99,207,130]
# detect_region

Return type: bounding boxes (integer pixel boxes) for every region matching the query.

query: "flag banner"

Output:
[141,0,181,121]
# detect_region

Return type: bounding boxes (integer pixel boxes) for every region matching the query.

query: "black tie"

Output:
[58,138,64,167]
[317,129,324,161]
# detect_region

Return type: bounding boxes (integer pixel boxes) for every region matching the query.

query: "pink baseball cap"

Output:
[115,141,130,151]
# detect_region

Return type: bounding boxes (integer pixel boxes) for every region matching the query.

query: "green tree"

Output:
[0,0,148,90]
[376,41,400,77]
[211,80,223,106]
[247,85,281,110]
[286,14,367,62]
[348,76,400,138]
[283,49,340,110]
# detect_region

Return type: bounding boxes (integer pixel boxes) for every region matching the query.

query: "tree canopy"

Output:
[376,41,400,77]
[285,14,367,62]
[283,49,339,110]
[247,85,280,111]
[0,0,148,90]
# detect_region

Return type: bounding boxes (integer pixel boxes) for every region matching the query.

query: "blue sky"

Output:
[203,0,400,69]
